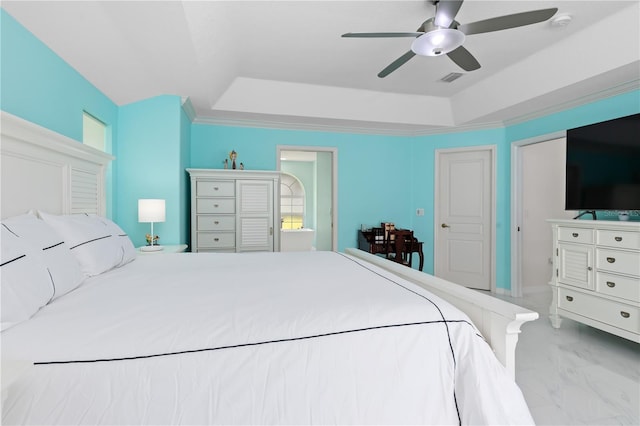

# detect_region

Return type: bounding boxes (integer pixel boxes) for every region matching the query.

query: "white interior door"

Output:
[435,147,495,291]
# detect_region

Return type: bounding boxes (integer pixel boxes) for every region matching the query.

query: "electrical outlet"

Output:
[416,208,424,216]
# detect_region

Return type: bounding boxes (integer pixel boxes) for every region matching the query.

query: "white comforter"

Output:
[2,251,533,425]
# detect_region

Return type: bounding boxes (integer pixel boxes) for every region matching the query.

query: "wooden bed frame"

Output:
[1,110,538,378]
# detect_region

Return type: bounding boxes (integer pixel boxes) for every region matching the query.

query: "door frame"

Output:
[276,145,338,251]
[510,130,565,297]
[434,145,497,293]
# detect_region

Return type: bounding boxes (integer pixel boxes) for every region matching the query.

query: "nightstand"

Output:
[137,244,188,254]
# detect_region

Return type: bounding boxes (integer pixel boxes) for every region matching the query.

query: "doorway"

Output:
[434,146,496,291]
[511,133,575,296]
[277,146,337,251]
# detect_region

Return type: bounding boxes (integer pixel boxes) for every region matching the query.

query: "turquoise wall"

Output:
[190,93,638,290]
[3,7,638,292]
[408,127,510,284]
[191,124,415,253]
[116,95,189,247]
[179,106,192,247]
[0,9,119,216]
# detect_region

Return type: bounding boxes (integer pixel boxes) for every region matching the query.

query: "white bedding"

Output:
[2,251,534,425]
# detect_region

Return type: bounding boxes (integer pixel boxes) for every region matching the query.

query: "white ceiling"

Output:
[3,1,639,135]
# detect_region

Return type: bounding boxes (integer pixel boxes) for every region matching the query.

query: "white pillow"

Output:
[88,214,137,267]
[2,213,86,300]
[1,225,53,331]
[38,212,136,276]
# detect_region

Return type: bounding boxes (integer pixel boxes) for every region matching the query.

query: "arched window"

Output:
[280,173,305,229]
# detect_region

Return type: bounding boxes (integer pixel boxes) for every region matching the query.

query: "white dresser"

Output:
[548,219,640,343]
[187,169,280,253]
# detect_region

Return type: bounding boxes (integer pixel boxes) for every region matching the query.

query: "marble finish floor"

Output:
[502,289,639,425]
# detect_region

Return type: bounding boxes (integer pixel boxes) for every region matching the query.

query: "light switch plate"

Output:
[416,208,424,216]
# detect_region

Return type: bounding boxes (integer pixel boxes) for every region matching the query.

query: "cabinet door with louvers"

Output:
[236,180,274,252]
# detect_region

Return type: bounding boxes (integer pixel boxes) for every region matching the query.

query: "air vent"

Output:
[440,72,463,83]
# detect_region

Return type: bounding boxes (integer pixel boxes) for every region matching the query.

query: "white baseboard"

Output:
[523,285,550,295]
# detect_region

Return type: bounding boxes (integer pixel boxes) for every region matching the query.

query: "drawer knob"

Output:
[214,204,219,208]
[214,221,220,225]
[214,238,220,242]
[572,233,579,238]
[614,236,622,242]
[606,281,616,288]
[214,187,219,191]
[587,266,592,271]
[566,296,574,302]
[606,257,616,264]
[620,311,630,319]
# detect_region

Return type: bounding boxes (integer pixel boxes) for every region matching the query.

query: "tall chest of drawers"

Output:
[548,219,640,343]
[187,169,280,253]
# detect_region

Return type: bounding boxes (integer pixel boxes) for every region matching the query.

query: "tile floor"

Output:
[502,289,639,425]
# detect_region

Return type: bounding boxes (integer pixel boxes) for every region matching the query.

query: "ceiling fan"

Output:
[342,0,558,78]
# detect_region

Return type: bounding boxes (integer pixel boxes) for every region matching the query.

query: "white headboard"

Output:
[1,111,114,219]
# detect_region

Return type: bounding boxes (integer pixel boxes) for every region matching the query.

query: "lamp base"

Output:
[140,245,163,252]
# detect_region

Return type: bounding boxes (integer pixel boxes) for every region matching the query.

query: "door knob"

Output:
[441,223,450,228]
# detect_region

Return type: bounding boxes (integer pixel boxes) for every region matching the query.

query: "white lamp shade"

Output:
[138,199,166,223]
[411,28,465,56]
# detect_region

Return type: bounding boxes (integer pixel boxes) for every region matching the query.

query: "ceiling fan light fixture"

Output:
[411,28,465,56]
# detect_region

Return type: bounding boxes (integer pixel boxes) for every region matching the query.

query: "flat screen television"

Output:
[565,113,640,211]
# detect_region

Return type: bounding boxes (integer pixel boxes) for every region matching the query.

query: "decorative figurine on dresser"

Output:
[548,219,640,343]
[187,169,280,253]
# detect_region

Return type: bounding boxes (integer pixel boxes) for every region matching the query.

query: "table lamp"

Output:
[138,199,165,252]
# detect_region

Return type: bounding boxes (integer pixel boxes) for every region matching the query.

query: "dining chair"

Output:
[387,229,414,267]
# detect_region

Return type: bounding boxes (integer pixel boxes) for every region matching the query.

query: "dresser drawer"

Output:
[197,215,235,231]
[197,232,235,249]
[596,272,640,302]
[596,230,640,250]
[596,248,640,276]
[196,181,234,197]
[558,227,593,244]
[559,288,639,334]
[197,198,235,214]
[196,248,236,253]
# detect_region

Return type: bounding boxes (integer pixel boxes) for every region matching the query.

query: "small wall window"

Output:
[281,173,305,229]
[83,112,106,152]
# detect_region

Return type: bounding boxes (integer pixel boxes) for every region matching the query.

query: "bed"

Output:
[1,111,538,425]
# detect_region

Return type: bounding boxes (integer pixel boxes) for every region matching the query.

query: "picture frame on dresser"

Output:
[548,219,640,343]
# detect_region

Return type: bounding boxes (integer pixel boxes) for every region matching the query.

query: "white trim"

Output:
[194,114,502,137]
[434,145,497,294]
[277,145,338,252]
[502,81,639,128]
[191,84,638,137]
[181,97,196,122]
[509,131,566,298]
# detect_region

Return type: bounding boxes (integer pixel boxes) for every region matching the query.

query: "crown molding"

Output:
[190,81,639,137]
[502,79,639,128]
[192,113,503,137]
[181,97,197,122]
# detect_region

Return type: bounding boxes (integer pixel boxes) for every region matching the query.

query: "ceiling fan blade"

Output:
[447,46,480,71]
[434,0,464,28]
[342,32,423,38]
[378,51,416,78]
[458,8,558,35]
